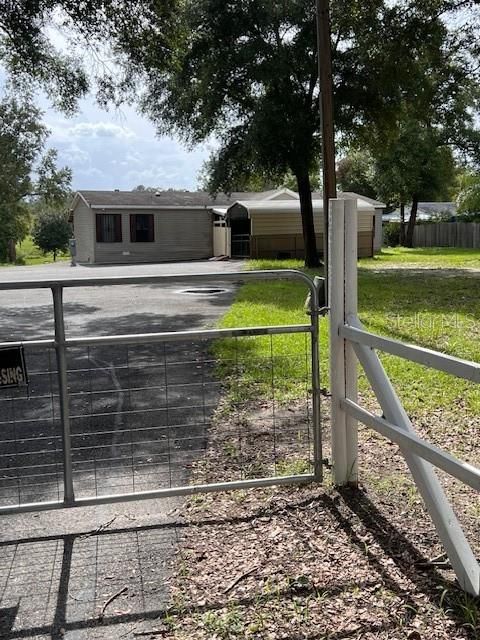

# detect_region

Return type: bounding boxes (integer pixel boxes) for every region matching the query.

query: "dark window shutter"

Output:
[148,215,154,241]
[114,215,122,242]
[130,215,136,242]
[96,214,102,242]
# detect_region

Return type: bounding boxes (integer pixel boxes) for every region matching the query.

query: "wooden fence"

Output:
[413,222,480,248]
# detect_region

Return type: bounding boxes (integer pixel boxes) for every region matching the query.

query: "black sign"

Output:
[0,347,28,389]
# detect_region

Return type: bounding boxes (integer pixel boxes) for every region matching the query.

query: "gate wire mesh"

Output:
[0,345,62,507]
[0,333,313,508]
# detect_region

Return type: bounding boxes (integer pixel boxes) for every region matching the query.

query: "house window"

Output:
[130,214,154,242]
[96,214,122,243]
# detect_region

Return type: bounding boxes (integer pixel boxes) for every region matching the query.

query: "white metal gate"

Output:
[0,270,323,515]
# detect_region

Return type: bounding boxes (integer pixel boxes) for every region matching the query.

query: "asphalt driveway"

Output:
[0,259,244,640]
[0,259,245,341]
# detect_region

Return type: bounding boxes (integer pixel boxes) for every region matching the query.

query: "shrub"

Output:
[416,211,453,224]
[32,210,71,260]
[383,221,401,246]
[457,211,480,222]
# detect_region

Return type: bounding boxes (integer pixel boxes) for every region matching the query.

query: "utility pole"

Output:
[316,0,336,288]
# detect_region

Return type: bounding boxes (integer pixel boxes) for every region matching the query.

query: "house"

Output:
[383,202,457,223]
[71,189,277,264]
[71,188,377,264]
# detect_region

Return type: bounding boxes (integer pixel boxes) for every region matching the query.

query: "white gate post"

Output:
[329,199,348,484]
[329,198,359,486]
[344,199,358,485]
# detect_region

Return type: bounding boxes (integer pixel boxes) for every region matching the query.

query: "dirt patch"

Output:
[189,398,314,484]
[152,397,480,639]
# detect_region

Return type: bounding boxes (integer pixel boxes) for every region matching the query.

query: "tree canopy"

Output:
[337,151,376,200]
[334,0,480,245]
[373,117,456,245]
[338,124,457,246]
[0,94,71,261]
[3,1,480,263]
[0,1,177,113]
[158,0,323,265]
[456,172,480,219]
[107,0,480,264]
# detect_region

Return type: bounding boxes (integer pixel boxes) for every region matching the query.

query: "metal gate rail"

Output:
[0,270,322,515]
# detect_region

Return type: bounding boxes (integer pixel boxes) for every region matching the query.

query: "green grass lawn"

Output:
[361,246,480,269]
[215,249,480,416]
[0,235,69,266]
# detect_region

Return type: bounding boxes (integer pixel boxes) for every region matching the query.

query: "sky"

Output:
[16,21,214,193]
[38,95,213,192]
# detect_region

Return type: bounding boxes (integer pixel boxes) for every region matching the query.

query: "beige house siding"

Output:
[250,210,374,257]
[72,199,95,263]
[93,208,212,264]
[251,232,373,259]
[251,211,374,235]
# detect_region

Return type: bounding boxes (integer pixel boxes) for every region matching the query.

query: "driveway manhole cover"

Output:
[176,287,230,296]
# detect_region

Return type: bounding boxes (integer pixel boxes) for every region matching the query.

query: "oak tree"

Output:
[32,208,71,261]
[0,95,71,261]
[120,0,480,265]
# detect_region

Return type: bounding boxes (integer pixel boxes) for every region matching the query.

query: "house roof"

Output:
[416,202,457,213]
[73,188,379,215]
[311,191,386,209]
[227,198,375,219]
[75,189,282,209]
[384,202,457,222]
[340,192,386,209]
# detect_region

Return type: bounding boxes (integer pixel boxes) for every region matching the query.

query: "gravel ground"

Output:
[153,396,480,640]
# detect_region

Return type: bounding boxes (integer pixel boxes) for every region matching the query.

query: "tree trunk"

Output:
[405,195,419,248]
[296,171,320,268]
[399,203,405,246]
[7,239,16,263]
[53,249,57,261]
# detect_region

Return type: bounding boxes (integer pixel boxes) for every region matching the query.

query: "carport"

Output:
[213,195,377,259]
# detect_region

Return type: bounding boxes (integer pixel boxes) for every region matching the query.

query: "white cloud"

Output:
[2,63,216,191]
[67,121,135,140]
[77,166,105,179]
[63,144,90,164]
[37,94,215,191]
